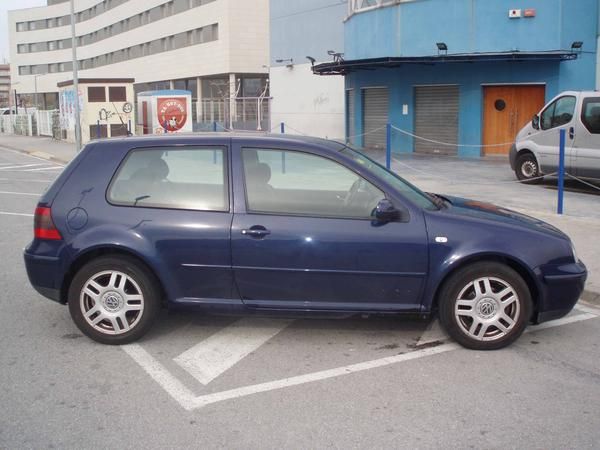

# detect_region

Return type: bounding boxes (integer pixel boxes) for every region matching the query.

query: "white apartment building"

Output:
[8,0,269,127]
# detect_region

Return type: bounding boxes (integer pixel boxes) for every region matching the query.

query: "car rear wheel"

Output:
[438,262,532,350]
[515,153,542,183]
[68,256,160,345]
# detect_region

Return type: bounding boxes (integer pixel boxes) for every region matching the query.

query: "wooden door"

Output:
[483,85,545,155]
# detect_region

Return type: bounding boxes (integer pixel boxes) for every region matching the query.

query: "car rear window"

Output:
[107,146,228,212]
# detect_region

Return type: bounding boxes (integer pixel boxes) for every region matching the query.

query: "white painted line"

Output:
[574,303,600,315]
[416,319,448,347]
[122,344,197,411]
[0,178,53,183]
[123,307,599,411]
[0,145,66,165]
[0,211,34,217]
[174,318,291,385]
[0,191,40,196]
[24,166,63,172]
[0,163,45,170]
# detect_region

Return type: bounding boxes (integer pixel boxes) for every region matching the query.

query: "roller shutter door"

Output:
[414,85,459,155]
[362,87,388,149]
[346,89,355,144]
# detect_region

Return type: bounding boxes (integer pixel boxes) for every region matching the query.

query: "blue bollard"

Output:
[280,122,285,134]
[213,121,217,132]
[96,120,100,139]
[557,128,566,215]
[386,123,392,170]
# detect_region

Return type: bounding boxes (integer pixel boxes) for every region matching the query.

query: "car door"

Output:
[535,95,577,174]
[230,143,428,312]
[573,95,600,179]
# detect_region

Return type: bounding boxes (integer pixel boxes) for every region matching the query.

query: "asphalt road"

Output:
[1,144,600,449]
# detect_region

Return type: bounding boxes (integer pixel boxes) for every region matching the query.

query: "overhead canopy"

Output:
[312,51,578,75]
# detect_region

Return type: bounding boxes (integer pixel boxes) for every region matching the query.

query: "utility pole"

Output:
[70,0,82,151]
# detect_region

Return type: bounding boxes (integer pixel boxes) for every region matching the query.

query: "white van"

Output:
[509,91,600,182]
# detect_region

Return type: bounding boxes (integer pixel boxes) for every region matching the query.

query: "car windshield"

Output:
[340,146,438,210]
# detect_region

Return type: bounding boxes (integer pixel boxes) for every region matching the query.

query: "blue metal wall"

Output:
[344,0,599,156]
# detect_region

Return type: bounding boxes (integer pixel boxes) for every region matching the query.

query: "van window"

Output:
[540,96,576,130]
[108,147,228,211]
[581,98,600,134]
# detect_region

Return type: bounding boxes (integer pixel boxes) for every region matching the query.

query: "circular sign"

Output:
[122,102,133,114]
[157,97,188,132]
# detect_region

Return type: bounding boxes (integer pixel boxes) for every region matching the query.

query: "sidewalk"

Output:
[1,134,598,301]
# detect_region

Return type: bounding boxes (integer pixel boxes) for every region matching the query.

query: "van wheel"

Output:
[68,256,161,345]
[438,262,532,350]
[515,153,542,183]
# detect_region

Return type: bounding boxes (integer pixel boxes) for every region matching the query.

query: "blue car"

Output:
[24,134,587,349]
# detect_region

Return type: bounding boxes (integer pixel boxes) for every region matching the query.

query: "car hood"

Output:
[436,195,567,238]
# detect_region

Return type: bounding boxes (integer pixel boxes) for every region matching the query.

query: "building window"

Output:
[109,86,127,102]
[16,22,27,32]
[17,44,28,54]
[19,66,31,76]
[90,124,108,139]
[88,87,106,102]
[110,124,128,137]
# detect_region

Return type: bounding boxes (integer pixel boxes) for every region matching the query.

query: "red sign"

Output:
[524,8,536,17]
[157,97,188,132]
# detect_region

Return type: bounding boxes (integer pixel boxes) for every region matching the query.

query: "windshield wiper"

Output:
[426,192,446,209]
[134,195,151,206]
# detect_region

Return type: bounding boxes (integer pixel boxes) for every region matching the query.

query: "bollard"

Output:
[557,128,566,215]
[164,120,168,133]
[128,119,131,136]
[96,120,100,139]
[386,123,392,170]
[280,122,285,134]
[213,121,217,132]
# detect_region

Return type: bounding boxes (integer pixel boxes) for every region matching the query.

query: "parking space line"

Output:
[123,310,599,411]
[0,191,41,196]
[24,166,63,172]
[0,211,34,217]
[174,318,292,385]
[0,164,46,170]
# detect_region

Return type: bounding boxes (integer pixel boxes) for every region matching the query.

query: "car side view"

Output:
[24,134,587,350]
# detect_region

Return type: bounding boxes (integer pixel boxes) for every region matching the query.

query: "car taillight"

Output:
[34,207,62,240]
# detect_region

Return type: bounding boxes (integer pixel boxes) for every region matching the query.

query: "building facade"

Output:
[0,65,10,108]
[314,0,600,157]
[8,0,269,129]
[270,0,347,138]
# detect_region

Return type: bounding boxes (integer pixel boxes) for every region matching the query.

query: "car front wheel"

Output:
[515,153,542,183]
[438,262,532,350]
[68,256,161,345]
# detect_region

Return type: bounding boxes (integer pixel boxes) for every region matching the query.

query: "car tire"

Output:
[438,262,532,350]
[68,256,161,345]
[515,153,542,183]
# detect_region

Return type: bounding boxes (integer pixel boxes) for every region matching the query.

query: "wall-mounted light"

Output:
[571,41,583,51]
[275,58,294,69]
[306,56,316,67]
[436,42,448,55]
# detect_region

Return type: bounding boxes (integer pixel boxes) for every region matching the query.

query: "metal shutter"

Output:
[346,89,355,144]
[362,87,388,149]
[414,85,459,155]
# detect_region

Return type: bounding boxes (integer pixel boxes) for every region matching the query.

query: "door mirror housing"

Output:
[532,114,540,130]
[374,199,404,223]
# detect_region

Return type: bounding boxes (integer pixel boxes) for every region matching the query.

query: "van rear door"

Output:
[573,95,600,180]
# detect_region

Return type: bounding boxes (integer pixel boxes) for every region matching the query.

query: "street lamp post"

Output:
[70,0,82,151]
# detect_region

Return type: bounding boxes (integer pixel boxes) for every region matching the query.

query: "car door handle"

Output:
[569,127,575,140]
[241,227,271,238]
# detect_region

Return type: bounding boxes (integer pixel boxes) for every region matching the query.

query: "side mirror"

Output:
[374,199,403,223]
[532,114,540,130]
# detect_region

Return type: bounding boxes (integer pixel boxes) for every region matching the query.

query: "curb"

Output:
[582,290,600,306]
[0,143,69,165]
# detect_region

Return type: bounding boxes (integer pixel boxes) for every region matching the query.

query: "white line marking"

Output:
[0,178,53,183]
[0,211,34,217]
[0,163,45,170]
[174,318,291,385]
[0,191,40,196]
[24,166,63,172]
[123,310,598,411]
[574,303,600,315]
[122,344,197,410]
[0,145,66,165]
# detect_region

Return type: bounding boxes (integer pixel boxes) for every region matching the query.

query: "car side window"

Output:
[108,146,228,211]
[581,98,600,134]
[540,96,576,130]
[242,148,384,219]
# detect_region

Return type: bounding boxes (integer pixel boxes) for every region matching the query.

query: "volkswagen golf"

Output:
[24,134,587,350]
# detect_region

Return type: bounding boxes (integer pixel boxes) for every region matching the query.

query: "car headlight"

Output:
[571,242,580,263]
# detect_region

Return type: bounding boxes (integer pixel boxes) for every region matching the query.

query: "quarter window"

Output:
[108,147,228,211]
[540,96,576,130]
[581,98,600,134]
[242,149,384,219]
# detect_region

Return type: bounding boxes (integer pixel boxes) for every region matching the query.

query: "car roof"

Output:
[90,132,348,152]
